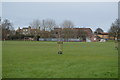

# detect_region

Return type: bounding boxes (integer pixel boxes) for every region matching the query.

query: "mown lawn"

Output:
[2,41,118,78]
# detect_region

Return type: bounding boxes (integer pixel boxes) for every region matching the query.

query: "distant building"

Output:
[16,26,41,36]
[97,32,109,39]
[73,28,93,38]
[16,27,104,42]
[51,28,97,42]
[16,26,51,40]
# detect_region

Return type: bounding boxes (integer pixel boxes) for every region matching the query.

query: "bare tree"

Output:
[2,19,14,40]
[61,20,74,28]
[44,19,56,31]
[77,29,87,41]
[30,19,41,29]
[109,19,120,40]
[61,20,74,41]
[30,19,41,40]
[43,19,56,38]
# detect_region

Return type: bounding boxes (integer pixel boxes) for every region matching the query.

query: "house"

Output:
[16,26,41,40]
[51,28,96,42]
[16,26,41,36]
[16,26,51,40]
[97,32,109,40]
[73,28,93,40]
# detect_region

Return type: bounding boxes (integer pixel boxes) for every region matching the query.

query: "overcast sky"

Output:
[2,2,118,32]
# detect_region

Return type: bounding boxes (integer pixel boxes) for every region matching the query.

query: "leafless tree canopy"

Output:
[77,29,87,38]
[30,19,41,29]
[61,20,74,28]
[61,20,74,40]
[2,19,14,30]
[108,19,120,40]
[2,19,15,40]
[44,19,56,31]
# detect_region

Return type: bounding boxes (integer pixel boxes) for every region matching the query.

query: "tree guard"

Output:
[57,41,63,54]
[57,27,63,54]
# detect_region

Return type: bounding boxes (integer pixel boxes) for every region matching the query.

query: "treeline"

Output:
[0,18,88,41]
[0,17,120,41]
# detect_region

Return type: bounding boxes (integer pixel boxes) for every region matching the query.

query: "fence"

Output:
[39,38,91,42]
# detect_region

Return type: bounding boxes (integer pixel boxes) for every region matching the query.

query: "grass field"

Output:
[2,41,118,78]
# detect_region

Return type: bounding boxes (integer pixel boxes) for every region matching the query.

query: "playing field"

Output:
[2,41,118,78]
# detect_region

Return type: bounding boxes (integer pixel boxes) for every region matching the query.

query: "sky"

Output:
[2,0,120,2]
[2,2,118,32]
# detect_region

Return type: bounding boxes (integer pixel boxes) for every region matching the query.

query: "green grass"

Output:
[0,41,2,79]
[2,41,118,78]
